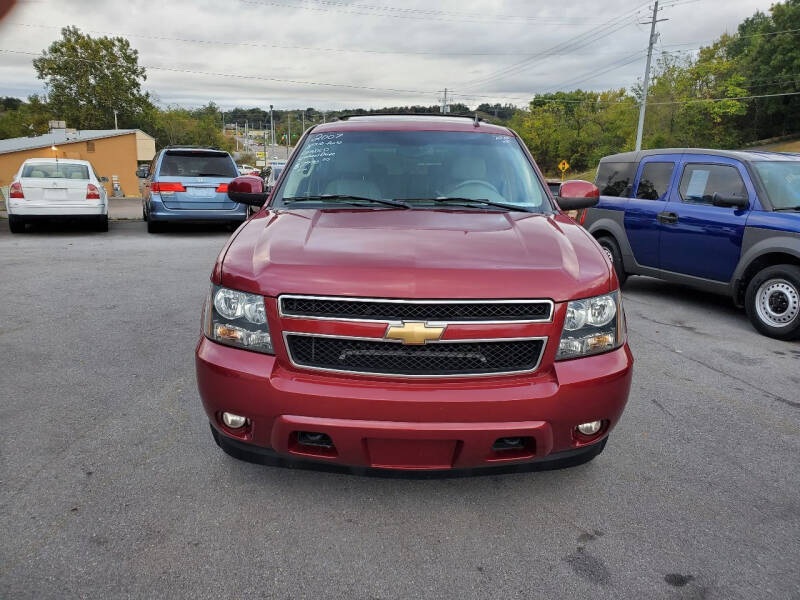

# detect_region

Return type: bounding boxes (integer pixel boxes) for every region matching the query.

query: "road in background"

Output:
[1,222,798,599]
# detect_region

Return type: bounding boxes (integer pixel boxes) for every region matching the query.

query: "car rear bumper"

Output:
[7,202,106,216]
[147,195,246,222]
[195,337,633,470]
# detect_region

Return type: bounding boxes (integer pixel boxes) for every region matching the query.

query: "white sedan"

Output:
[6,158,109,233]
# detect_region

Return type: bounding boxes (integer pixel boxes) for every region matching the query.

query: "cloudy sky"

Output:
[0,0,777,111]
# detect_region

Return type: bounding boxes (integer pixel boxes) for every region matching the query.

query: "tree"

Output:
[33,26,153,130]
[0,95,54,138]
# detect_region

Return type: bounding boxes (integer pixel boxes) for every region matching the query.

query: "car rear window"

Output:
[22,163,89,179]
[595,161,635,197]
[159,151,237,178]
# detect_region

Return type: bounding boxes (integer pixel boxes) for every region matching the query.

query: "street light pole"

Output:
[270,104,274,153]
[287,113,291,158]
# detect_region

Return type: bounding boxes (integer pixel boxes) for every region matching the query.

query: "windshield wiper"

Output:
[397,197,532,212]
[282,195,409,209]
[773,206,800,212]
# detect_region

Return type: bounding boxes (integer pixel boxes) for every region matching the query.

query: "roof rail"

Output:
[162,145,222,150]
[335,112,484,122]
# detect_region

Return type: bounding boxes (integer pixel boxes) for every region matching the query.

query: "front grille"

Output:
[280,296,552,322]
[285,334,545,376]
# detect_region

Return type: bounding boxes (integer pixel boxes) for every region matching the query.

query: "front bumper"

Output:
[195,337,633,470]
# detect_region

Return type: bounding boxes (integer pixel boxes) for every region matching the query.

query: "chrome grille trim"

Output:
[282,331,548,378]
[278,295,554,324]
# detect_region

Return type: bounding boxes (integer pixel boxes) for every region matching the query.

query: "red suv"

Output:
[196,115,633,472]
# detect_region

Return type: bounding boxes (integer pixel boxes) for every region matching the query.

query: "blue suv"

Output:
[141,147,245,232]
[583,149,800,340]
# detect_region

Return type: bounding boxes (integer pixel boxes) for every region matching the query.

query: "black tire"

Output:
[597,235,627,285]
[744,264,800,340]
[147,219,161,233]
[96,215,109,232]
[8,215,25,233]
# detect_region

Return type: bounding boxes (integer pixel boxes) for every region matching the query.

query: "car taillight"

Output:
[578,209,587,225]
[9,181,24,198]
[215,183,229,193]
[151,182,186,193]
[86,183,101,200]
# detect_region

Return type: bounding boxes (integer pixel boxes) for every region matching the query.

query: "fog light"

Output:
[577,421,602,436]
[222,412,248,429]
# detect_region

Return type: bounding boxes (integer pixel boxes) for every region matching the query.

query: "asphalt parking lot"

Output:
[1,220,798,600]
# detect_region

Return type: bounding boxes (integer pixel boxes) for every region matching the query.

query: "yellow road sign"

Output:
[558,160,570,172]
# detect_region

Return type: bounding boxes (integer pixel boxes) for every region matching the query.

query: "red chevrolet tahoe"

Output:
[195,114,633,472]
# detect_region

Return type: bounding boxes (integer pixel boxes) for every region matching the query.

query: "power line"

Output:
[458,2,652,92]
[2,22,663,57]
[542,51,647,94]
[240,0,615,24]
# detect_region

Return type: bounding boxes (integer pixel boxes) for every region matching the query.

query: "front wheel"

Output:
[745,264,800,340]
[597,236,627,285]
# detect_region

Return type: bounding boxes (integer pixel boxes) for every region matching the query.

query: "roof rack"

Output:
[335,112,485,123]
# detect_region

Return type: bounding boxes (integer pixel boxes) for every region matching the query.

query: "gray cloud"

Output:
[0,0,776,109]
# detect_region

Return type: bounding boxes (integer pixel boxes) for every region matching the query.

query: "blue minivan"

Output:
[583,149,800,339]
[141,147,246,232]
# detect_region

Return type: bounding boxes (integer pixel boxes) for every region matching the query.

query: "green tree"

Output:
[33,26,153,130]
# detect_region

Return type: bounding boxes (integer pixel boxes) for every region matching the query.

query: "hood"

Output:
[219,209,612,302]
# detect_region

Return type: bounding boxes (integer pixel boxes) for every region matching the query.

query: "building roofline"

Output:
[0,129,147,155]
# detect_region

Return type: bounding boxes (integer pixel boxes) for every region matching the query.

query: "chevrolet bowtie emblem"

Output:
[385,321,445,345]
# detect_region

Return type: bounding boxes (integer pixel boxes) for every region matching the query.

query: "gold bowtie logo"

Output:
[385,321,445,345]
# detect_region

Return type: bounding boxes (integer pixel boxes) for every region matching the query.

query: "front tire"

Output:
[745,264,800,340]
[8,215,25,233]
[597,236,627,285]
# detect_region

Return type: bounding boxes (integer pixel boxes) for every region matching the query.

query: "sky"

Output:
[0,0,778,111]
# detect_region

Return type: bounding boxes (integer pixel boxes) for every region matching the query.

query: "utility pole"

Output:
[113,109,118,130]
[439,89,450,114]
[301,110,305,132]
[635,1,667,151]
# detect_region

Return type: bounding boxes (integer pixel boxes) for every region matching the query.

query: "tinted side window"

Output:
[636,162,674,200]
[595,162,635,197]
[679,164,747,205]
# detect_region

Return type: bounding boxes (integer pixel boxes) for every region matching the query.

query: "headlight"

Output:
[557,291,624,360]
[203,284,273,354]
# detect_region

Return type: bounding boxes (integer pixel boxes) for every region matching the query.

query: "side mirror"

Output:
[228,175,269,207]
[136,167,148,178]
[557,180,600,211]
[100,176,109,183]
[712,193,748,209]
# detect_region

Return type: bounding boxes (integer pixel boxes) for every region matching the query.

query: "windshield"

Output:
[159,151,238,178]
[22,163,89,179]
[752,161,800,209]
[275,130,548,211]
